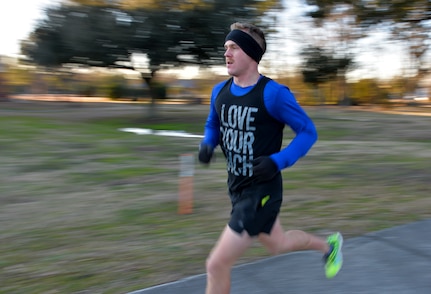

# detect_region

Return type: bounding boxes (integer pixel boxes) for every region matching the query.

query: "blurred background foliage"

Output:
[0,0,429,106]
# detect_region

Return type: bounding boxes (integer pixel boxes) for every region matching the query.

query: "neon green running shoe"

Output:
[324,232,343,279]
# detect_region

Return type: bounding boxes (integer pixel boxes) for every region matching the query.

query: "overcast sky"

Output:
[0,0,60,56]
[0,0,406,80]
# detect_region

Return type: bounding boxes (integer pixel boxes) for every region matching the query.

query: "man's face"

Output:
[224,40,255,77]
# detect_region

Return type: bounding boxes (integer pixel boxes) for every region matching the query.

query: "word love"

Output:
[219,104,258,176]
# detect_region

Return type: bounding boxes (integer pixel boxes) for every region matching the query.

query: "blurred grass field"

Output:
[1,101,430,293]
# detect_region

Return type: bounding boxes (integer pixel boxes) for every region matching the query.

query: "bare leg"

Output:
[206,225,254,294]
[258,217,330,255]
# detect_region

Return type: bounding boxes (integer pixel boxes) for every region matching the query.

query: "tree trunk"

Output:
[141,72,157,119]
[314,84,324,105]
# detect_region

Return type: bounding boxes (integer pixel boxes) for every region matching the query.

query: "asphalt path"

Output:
[130,219,431,294]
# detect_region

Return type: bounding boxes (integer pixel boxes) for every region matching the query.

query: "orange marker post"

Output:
[178,154,194,215]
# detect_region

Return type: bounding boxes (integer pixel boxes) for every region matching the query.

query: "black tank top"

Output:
[215,76,284,192]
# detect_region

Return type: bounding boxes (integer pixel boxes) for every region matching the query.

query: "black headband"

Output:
[225,29,264,63]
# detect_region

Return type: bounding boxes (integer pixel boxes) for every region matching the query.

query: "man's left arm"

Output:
[266,86,318,171]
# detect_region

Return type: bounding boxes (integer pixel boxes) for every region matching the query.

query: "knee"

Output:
[262,230,304,255]
[206,255,228,277]
[265,241,285,255]
[260,236,285,255]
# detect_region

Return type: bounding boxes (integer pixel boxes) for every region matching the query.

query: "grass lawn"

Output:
[1,101,430,293]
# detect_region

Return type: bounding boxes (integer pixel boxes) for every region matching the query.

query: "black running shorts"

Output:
[228,174,283,236]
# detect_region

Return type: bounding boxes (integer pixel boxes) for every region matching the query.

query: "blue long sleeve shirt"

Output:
[202,76,318,171]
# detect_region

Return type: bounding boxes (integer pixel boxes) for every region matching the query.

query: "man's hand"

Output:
[198,144,214,164]
[252,156,278,181]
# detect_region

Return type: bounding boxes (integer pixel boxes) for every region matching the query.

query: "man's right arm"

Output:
[199,82,225,164]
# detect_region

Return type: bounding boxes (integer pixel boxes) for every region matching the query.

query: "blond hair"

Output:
[230,22,266,54]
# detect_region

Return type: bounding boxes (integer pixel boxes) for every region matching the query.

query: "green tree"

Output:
[21,0,281,108]
[301,46,352,104]
[304,0,431,80]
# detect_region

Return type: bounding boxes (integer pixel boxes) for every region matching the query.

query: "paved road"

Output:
[129,219,431,294]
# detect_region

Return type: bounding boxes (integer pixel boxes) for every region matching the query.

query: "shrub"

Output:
[150,82,167,99]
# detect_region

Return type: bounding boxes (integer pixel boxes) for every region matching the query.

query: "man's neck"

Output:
[233,71,261,88]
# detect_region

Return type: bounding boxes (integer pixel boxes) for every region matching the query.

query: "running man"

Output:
[198,22,343,294]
